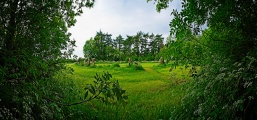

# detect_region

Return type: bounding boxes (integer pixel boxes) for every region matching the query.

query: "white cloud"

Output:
[68,0,181,57]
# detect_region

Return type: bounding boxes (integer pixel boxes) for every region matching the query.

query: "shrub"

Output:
[0,78,68,120]
[169,56,257,120]
[133,65,144,70]
[88,65,97,68]
[97,65,103,68]
[112,63,120,68]
[126,64,145,71]
[156,63,167,68]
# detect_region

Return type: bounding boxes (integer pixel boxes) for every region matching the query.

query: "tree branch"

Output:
[43,90,102,107]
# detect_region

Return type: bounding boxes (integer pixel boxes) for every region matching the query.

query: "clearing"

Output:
[65,62,190,119]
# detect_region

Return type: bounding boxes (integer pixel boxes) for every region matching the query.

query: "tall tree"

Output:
[148,33,164,60]
[84,30,118,61]
[155,34,164,54]
[139,32,148,59]
[132,33,140,59]
[123,35,134,59]
[83,38,96,59]
[114,35,124,60]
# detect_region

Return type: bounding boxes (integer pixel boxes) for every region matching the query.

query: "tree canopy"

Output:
[83,30,165,61]
[0,0,95,82]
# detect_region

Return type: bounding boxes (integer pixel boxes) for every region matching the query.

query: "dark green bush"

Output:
[169,56,257,120]
[97,65,103,68]
[112,63,120,68]
[88,65,97,68]
[0,79,67,119]
[126,64,145,71]
[153,63,167,68]
[133,65,144,70]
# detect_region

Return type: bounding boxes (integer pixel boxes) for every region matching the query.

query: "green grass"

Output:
[63,62,191,119]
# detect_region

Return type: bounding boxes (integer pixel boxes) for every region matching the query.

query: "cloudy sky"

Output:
[68,0,181,57]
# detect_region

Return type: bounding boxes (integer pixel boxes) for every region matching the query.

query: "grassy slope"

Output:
[66,62,190,120]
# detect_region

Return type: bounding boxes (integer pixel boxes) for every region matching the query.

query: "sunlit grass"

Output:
[64,62,191,119]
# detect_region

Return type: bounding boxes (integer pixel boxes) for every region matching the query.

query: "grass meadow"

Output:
[59,62,192,120]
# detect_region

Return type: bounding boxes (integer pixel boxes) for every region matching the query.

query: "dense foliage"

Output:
[0,0,97,119]
[0,0,96,82]
[149,0,257,119]
[83,30,165,61]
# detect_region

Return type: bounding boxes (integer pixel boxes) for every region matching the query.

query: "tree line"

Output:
[83,30,165,61]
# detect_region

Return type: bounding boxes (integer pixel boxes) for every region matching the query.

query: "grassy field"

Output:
[62,62,191,119]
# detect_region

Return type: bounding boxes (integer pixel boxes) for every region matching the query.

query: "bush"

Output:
[0,79,68,119]
[88,65,97,68]
[154,63,167,68]
[133,65,144,70]
[112,63,120,68]
[126,64,145,71]
[170,56,257,120]
[97,65,103,68]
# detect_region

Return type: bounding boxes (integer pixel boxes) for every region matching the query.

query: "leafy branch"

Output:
[44,71,128,106]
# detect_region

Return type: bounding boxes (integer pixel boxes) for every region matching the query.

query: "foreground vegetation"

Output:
[150,0,257,119]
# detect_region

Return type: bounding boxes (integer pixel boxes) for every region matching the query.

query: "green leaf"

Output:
[84,91,89,99]
[123,95,128,100]
[84,84,90,90]
[121,90,126,94]
[89,85,95,94]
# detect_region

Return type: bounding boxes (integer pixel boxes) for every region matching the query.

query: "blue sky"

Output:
[69,0,181,57]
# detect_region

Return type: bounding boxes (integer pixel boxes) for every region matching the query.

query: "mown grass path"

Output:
[144,67,169,79]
